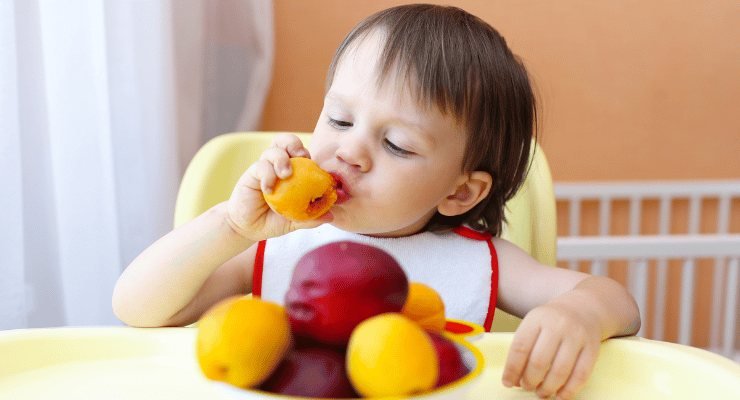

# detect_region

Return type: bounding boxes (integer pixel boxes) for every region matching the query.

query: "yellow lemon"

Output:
[347,313,438,397]
[263,157,337,221]
[196,296,292,388]
[401,282,446,332]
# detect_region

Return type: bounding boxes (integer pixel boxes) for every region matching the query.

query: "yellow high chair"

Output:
[5,133,739,400]
[174,132,557,332]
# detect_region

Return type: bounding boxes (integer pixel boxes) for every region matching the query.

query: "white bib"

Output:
[253,224,499,329]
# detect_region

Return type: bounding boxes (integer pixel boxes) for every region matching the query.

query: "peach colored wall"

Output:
[261,0,739,181]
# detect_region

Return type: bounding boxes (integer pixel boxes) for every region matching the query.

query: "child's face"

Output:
[310,32,469,237]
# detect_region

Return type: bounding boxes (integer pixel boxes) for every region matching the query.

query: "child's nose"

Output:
[335,134,372,172]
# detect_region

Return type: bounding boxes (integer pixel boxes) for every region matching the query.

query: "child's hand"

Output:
[225,134,330,242]
[502,303,601,400]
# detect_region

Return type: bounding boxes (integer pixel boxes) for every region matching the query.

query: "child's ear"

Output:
[438,171,493,217]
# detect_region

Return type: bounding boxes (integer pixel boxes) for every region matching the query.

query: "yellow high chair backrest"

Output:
[174,132,556,331]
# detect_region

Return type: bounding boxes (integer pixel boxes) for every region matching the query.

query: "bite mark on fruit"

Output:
[307,192,330,215]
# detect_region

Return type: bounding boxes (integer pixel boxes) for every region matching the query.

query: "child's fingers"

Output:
[249,159,279,194]
[520,333,561,391]
[535,340,581,399]
[259,147,293,179]
[502,324,541,388]
[555,345,598,400]
[235,163,263,193]
[271,133,311,158]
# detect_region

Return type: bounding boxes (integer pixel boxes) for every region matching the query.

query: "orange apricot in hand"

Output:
[263,157,337,221]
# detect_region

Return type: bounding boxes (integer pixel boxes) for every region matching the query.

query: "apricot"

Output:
[347,313,439,396]
[196,296,292,389]
[401,282,447,332]
[263,157,337,221]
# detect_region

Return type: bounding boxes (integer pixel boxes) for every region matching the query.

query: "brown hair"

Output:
[326,4,537,236]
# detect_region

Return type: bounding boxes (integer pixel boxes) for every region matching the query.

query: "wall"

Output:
[261,0,739,181]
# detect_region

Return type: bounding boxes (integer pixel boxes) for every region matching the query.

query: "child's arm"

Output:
[113,134,325,327]
[494,238,640,400]
[112,203,256,327]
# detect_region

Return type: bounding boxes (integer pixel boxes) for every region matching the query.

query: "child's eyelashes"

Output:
[327,118,353,130]
[328,117,413,157]
[383,139,413,157]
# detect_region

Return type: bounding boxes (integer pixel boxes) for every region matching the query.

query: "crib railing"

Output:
[554,180,740,360]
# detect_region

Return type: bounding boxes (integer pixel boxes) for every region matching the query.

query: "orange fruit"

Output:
[263,157,337,221]
[196,296,292,388]
[346,313,438,397]
[401,282,446,332]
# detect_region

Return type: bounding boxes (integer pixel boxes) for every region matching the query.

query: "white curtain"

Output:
[0,0,274,329]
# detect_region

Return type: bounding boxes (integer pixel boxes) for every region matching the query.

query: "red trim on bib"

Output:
[453,226,498,331]
[482,238,499,331]
[252,240,266,297]
[453,226,492,241]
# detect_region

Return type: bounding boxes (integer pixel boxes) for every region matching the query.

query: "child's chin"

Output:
[325,212,412,237]
[328,219,378,235]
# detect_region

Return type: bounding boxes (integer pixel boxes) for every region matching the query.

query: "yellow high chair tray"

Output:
[1,327,738,399]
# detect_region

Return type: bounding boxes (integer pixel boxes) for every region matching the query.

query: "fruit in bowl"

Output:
[196,296,292,388]
[346,313,439,396]
[401,282,446,332]
[212,334,484,400]
[196,241,485,398]
[428,331,470,387]
[285,241,408,347]
[260,347,358,397]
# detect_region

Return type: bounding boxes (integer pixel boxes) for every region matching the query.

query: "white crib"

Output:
[554,180,740,360]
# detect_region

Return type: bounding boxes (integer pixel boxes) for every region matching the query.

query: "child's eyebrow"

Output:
[388,117,436,147]
[323,92,353,110]
[324,91,346,104]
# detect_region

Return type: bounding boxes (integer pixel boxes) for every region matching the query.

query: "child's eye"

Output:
[328,118,353,130]
[383,139,413,157]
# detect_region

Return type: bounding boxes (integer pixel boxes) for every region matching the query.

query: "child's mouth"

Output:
[330,172,351,204]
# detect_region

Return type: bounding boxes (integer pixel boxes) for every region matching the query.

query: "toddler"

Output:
[113,4,640,399]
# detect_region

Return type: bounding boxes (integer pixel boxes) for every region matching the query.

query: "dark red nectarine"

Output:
[285,241,408,347]
[260,347,357,397]
[428,332,469,387]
